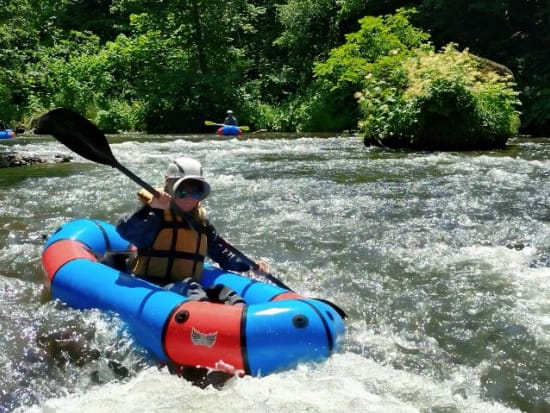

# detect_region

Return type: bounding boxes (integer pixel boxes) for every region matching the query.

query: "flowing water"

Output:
[0,133,549,413]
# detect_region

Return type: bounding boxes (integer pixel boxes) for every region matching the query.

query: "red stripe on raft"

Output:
[272,291,302,301]
[163,301,245,375]
[42,239,97,285]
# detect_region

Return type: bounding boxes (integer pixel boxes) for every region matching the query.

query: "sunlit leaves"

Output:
[300,8,427,133]
[359,44,521,149]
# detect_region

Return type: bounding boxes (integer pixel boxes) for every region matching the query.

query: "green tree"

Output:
[1,0,547,135]
[0,0,49,123]
[103,0,265,130]
[55,0,130,41]
[357,44,520,149]
[416,0,550,135]
[305,8,429,132]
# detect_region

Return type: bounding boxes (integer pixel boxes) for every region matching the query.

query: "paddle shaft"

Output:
[215,236,292,290]
[116,163,160,197]
[216,232,347,318]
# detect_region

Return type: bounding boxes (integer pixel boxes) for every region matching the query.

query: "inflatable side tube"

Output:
[43,218,186,361]
[216,126,242,136]
[0,129,15,139]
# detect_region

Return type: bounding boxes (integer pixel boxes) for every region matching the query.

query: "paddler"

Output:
[116,156,268,304]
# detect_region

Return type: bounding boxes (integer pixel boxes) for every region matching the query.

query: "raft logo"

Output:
[191,327,217,348]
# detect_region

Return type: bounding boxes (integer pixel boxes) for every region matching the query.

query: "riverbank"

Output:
[0,151,72,168]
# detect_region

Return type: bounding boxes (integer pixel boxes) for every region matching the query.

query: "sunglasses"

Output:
[174,187,203,200]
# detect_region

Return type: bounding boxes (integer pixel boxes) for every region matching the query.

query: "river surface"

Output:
[0,133,549,413]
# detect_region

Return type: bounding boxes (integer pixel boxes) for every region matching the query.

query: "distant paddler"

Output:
[204,110,250,136]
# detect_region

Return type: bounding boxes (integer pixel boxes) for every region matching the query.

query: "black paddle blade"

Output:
[37,108,118,167]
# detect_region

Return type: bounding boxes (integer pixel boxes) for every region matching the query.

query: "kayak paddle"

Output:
[204,120,250,131]
[37,108,346,318]
[36,108,161,197]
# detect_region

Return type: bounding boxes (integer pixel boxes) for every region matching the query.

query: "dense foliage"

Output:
[0,0,547,138]
[312,9,430,133]
[356,42,520,149]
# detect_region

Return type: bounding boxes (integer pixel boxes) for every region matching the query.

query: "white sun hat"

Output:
[165,157,211,200]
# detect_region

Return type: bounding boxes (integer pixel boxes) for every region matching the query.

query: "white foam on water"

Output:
[20,352,522,413]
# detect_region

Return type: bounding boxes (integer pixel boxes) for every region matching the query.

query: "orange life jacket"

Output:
[132,190,208,283]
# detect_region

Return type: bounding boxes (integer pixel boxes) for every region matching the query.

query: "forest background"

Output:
[0,0,548,136]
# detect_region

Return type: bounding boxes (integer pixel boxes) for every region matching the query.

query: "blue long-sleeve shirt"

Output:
[116,204,252,273]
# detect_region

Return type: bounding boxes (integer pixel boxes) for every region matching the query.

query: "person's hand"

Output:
[148,191,171,210]
[255,260,270,273]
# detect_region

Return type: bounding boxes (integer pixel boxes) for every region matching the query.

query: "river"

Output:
[0,133,548,412]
